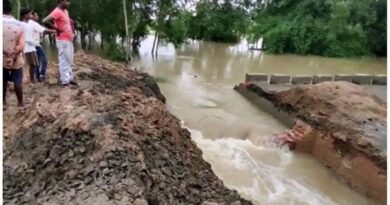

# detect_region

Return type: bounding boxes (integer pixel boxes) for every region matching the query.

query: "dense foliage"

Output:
[12,0,387,58]
[252,0,387,57]
[186,0,250,43]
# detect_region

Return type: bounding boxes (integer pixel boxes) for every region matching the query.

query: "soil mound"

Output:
[3,52,252,205]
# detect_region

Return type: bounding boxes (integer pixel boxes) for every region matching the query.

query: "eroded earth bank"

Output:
[3,52,252,205]
[236,81,387,205]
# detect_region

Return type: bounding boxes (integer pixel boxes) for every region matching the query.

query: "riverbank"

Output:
[3,51,252,205]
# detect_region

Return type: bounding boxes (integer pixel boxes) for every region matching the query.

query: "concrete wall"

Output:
[234,85,295,128]
[245,73,386,85]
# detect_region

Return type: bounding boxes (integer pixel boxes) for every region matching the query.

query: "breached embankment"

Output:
[3,52,252,205]
[235,81,387,205]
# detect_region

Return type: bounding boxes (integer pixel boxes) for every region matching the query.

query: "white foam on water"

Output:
[188,128,377,205]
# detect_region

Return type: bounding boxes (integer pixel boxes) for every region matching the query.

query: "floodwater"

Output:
[46,36,386,205]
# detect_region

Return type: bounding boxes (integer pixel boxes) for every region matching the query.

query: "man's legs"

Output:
[63,41,77,85]
[3,69,10,105]
[68,42,74,81]
[29,64,34,83]
[3,68,23,106]
[30,65,41,83]
[11,68,24,106]
[36,46,48,81]
[29,64,40,83]
[26,52,39,83]
[56,40,72,85]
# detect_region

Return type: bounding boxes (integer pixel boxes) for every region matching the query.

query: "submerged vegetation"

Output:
[14,0,387,58]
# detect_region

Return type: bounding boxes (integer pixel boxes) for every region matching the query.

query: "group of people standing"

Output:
[3,0,76,108]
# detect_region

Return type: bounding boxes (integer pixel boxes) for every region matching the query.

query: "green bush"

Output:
[103,42,126,62]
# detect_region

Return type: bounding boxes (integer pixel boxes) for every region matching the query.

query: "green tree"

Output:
[13,0,386,59]
[250,0,386,57]
[186,0,249,43]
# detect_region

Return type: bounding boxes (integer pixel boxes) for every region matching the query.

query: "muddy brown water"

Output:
[45,36,386,205]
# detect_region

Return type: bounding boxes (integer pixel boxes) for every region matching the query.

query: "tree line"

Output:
[12,0,387,59]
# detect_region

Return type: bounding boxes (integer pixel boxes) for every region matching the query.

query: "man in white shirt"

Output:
[20,8,55,83]
[33,11,51,82]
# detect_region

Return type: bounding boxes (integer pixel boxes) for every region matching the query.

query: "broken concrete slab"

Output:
[312,75,333,84]
[372,75,387,85]
[352,74,373,85]
[235,83,295,127]
[245,73,269,83]
[334,74,353,82]
[291,75,312,85]
[270,74,291,84]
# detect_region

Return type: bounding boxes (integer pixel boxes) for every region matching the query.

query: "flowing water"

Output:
[46,36,386,205]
